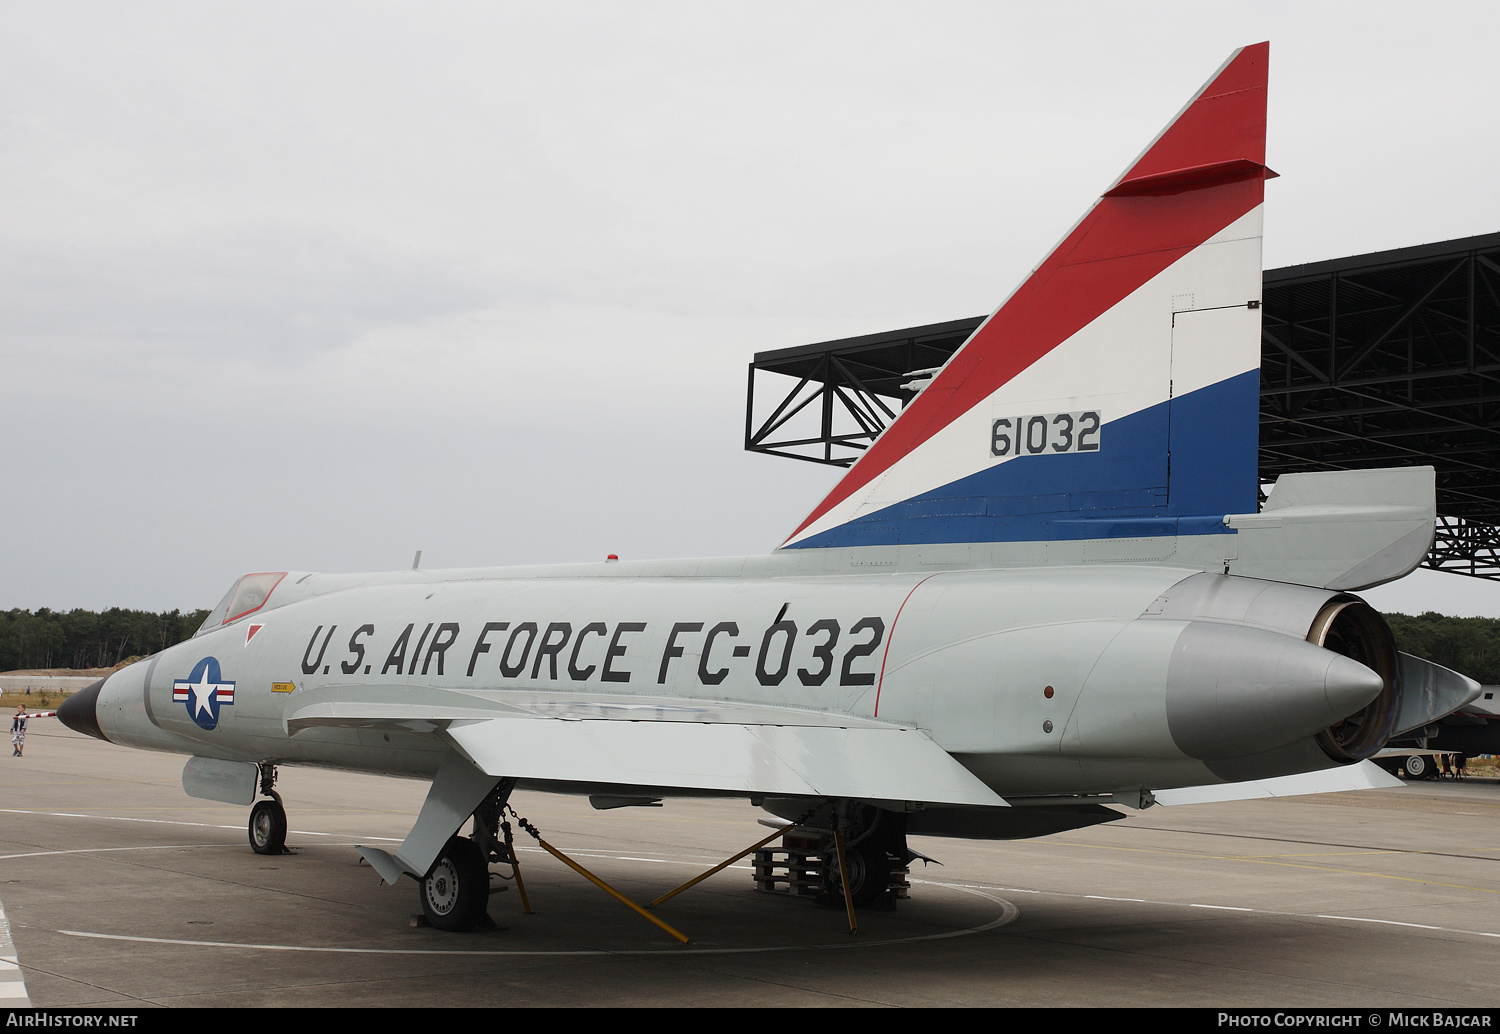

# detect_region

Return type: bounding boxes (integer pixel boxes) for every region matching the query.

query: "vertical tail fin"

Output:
[783,44,1272,550]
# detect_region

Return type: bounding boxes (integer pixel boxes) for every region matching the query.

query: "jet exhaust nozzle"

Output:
[1306,599,1403,762]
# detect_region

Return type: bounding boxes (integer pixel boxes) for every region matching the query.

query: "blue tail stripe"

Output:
[785,371,1258,549]
[1166,369,1260,518]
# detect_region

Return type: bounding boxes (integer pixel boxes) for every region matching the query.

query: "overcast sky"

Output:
[4,2,1500,617]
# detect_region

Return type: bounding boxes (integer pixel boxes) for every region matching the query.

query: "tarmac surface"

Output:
[2,719,1498,1008]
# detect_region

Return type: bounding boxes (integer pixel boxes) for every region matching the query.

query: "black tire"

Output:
[249,799,287,855]
[420,836,489,932]
[824,842,892,908]
[1403,754,1429,779]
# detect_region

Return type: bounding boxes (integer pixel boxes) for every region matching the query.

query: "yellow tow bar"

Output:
[510,808,690,945]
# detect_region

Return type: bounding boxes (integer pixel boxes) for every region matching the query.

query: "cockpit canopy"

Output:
[195,572,289,636]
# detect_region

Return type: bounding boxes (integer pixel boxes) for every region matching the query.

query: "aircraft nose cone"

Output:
[58,677,109,742]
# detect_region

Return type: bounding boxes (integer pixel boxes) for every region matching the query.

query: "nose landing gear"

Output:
[249,763,288,855]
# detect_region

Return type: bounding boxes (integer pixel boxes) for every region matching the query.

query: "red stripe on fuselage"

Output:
[873,575,936,718]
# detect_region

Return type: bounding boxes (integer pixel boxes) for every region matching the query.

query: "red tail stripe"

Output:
[785,44,1269,544]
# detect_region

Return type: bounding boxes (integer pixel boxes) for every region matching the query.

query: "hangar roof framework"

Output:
[745,232,1500,580]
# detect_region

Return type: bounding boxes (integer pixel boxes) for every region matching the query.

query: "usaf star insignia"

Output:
[172,657,236,731]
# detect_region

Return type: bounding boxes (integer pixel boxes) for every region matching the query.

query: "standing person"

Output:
[11,706,26,757]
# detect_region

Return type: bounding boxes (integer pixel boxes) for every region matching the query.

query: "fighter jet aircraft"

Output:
[60,42,1479,932]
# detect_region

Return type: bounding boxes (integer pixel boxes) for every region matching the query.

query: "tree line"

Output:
[0,608,210,671]
[1384,611,1500,686]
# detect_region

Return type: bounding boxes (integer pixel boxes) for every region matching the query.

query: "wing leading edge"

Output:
[444,718,1008,808]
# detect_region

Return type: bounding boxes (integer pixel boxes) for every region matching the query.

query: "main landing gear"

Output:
[249,763,288,855]
[825,835,897,909]
[373,768,921,939]
[416,780,521,932]
[420,835,490,931]
[754,801,914,915]
[410,782,688,940]
[821,804,910,910]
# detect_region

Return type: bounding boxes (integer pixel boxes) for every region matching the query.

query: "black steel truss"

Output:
[745,232,1500,579]
[745,318,980,466]
[1428,514,1500,579]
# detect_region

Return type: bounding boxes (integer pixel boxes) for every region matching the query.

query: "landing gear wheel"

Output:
[420,835,489,932]
[249,798,287,855]
[824,843,892,908]
[1403,754,1429,779]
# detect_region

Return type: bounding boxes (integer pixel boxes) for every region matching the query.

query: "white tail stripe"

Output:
[785,206,1263,546]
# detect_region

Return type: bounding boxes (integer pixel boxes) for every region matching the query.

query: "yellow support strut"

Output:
[650,825,791,908]
[509,858,531,915]
[833,829,857,934]
[499,818,532,915]
[533,837,691,945]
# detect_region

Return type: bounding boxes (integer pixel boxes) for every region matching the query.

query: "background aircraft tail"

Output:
[782,44,1273,551]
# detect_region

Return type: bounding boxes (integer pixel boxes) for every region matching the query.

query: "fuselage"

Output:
[87,554,1394,801]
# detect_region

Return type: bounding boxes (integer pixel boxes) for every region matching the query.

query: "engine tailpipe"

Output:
[1306,599,1402,762]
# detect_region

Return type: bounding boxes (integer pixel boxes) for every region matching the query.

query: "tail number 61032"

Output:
[990,411,1101,458]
